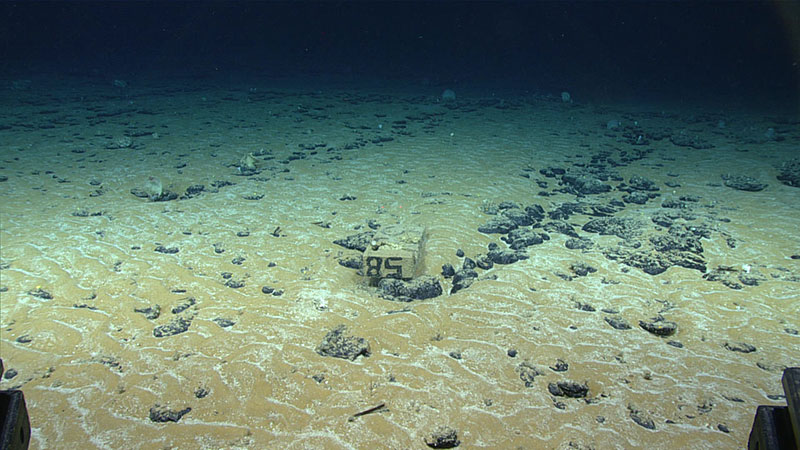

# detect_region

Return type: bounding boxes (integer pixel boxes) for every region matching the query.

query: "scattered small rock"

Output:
[582,217,641,240]
[72,209,104,217]
[224,278,245,289]
[502,208,535,227]
[28,287,53,299]
[450,264,478,295]
[194,387,209,398]
[501,228,548,250]
[130,188,178,202]
[622,191,651,204]
[548,381,588,398]
[477,216,517,234]
[487,247,528,265]
[629,405,656,430]
[213,318,235,328]
[516,362,542,387]
[424,425,460,449]
[570,262,597,277]
[639,317,678,337]
[724,342,756,353]
[565,237,594,250]
[315,325,370,361]
[149,404,191,423]
[604,316,631,330]
[441,263,456,278]
[333,231,375,252]
[561,173,612,195]
[153,317,192,338]
[626,175,660,192]
[134,305,161,320]
[670,132,713,149]
[171,297,196,314]
[154,245,179,254]
[184,184,205,198]
[337,255,362,269]
[722,174,767,192]
[777,158,800,187]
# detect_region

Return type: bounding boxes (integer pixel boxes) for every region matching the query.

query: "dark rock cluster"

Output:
[379,276,443,302]
[702,265,766,290]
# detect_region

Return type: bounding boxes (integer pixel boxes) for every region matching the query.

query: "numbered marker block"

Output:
[363,249,417,280]
[362,225,426,281]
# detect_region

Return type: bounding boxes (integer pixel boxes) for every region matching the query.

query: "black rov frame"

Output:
[0,360,796,449]
[0,359,31,450]
[748,367,799,450]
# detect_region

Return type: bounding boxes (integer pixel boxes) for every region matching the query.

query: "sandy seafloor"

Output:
[0,76,798,449]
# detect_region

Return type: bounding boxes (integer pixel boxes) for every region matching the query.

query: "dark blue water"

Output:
[2,2,797,110]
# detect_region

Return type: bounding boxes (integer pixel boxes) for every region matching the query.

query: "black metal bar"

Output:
[748,367,800,450]
[782,368,800,446]
[0,390,31,450]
